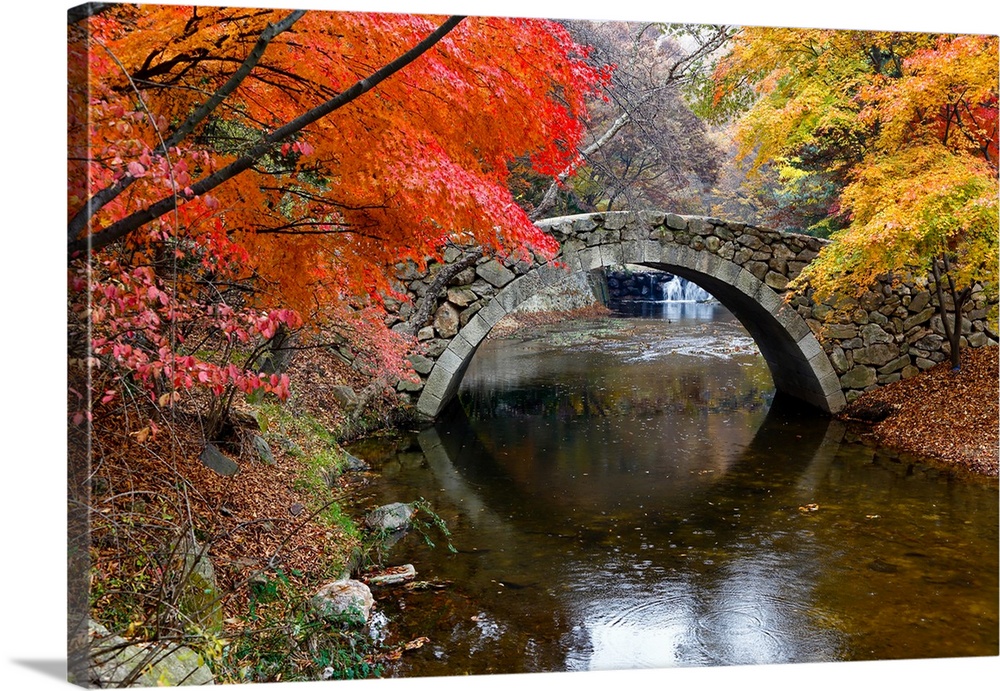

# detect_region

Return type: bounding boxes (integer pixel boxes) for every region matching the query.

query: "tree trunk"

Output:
[931,255,971,370]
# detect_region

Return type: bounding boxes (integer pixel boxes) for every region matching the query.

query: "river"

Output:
[345,299,998,677]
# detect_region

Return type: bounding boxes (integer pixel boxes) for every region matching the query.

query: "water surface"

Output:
[346,305,998,676]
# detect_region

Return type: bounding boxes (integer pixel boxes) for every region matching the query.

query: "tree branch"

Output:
[530,106,635,220]
[401,250,481,336]
[70,15,465,257]
[67,9,307,243]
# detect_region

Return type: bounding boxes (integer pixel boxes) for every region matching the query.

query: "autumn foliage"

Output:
[710,28,999,364]
[68,4,609,429]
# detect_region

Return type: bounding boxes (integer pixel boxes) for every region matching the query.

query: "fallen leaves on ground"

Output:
[840,346,999,477]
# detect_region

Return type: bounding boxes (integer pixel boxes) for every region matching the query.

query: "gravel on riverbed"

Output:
[840,346,999,478]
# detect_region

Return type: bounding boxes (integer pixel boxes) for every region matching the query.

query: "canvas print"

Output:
[66,1,998,687]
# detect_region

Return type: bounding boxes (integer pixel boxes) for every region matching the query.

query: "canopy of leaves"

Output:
[710,28,998,305]
[68,4,609,420]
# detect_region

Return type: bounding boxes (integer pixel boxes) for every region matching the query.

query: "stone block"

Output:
[852,343,898,367]
[908,291,932,313]
[764,271,789,290]
[476,259,515,288]
[446,287,476,307]
[433,302,460,338]
[621,239,644,264]
[861,323,892,346]
[823,323,858,340]
[396,378,424,392]
[902,307,935,331]
[423,338,449,358]
[470,278,497,298]
[462,312,493,344]
[968,332,993,348]
[419,367,451,404]
[840,365,877,389]
[416,390,443,419]
[711,258,742,286]
[603,212,629,230]
[770,306,811,343]
[829,346,850,374]
[878,354,911,375]
[496,282,522,312]
[579,246,603,271]
[665,213,687,230]
[433,348,463,375]
[600,243,624,267]
[478,298,508,327]
[200,444,239,476]
[756,285,784,315]
[901,365,920,379]
[733,268,760,298]
[796,333,824,361]
[407,353,434,375]
[689,218,714,235]
[459,303,482,326]
[914,334,944,351]
[641,210,666,227]
[447,333,477,361]
[535,262,570,287]
[747,261,769,280]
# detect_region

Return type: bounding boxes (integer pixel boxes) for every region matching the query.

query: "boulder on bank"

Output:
[176,537,224,636]
[310,579,375,625]
[88,620,215,687]
[364,502,417,533]
[251,435,275,465]
[342,452,369,472]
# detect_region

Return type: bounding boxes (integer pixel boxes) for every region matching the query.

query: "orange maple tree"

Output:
[67,4,609,430]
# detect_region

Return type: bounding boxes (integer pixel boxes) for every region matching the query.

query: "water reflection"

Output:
[418,397,849,671]
[345,312,998,677]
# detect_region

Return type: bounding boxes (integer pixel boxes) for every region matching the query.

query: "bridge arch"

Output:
[415,215,846,420]
[402,211,995,421]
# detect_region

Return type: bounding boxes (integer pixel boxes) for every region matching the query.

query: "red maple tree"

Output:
[67,4,609,432]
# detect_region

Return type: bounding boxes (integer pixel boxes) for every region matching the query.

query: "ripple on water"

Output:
[578,592,705,670]
[695,615,787,666]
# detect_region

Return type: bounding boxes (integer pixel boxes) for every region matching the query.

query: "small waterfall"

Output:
[660,275,712,302]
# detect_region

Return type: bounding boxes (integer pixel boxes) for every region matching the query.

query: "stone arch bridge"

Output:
[381,211,996,421]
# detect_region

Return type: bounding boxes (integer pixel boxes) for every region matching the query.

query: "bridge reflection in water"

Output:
[413,394,848,670]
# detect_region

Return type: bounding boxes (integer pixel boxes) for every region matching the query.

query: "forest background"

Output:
[4,1,998,691]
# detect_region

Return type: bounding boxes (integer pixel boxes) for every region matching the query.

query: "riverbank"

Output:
[488,303,613,339]
[839,345,999,478]
[83,334,415,683]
